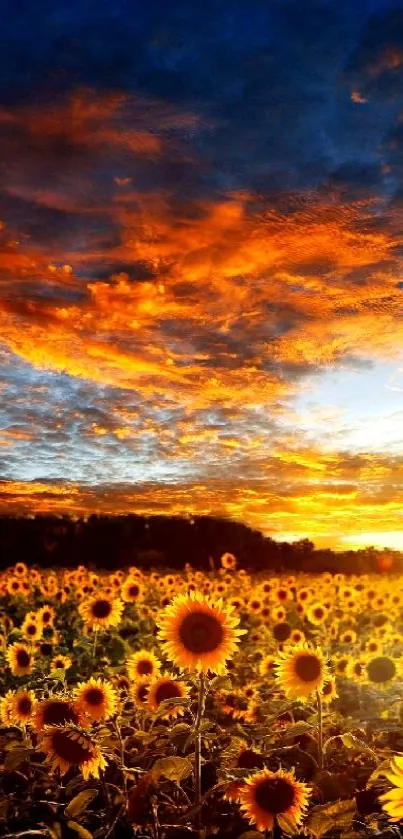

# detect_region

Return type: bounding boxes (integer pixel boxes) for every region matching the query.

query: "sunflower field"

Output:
[0,556,403,839]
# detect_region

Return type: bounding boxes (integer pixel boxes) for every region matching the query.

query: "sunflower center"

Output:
[16,649,31,667]
[18,696,32,715]
[129,585,139,597]
[237,748,265,769]
[42,612,51,623]
[254,776,296,815]
[179,610,224,654]
[294,653,321,682]
[51,730,93,765]
[43,701,79,726]
[314,609,324,619]
[322,682,333,696]
[27,624,37,636]
[85,688,105,706]
[137,659,154,676]
[273,622,292,642]
[367,656,396,683]
[155,681,182,704]
[92,599,112,619]
[373,614,388,628]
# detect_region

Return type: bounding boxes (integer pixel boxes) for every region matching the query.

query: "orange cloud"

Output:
[1,89,403,549]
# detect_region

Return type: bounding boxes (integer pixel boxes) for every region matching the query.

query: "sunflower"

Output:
[222,740,265,803]
[221,552,237,570]
[21,615,42,642]
[74,678,117,722]
[147,676,190,719]
[239,767,311,832]
[366,655,400,689]
[248,599,262,615]
[275,587,291,604]
[42,727,107,780]
[379,755,403,821]
[259,655,276,677]
[79,592,124,631]
[38,605,55,627]
[14,562,28,578]
[245,699,267,724]
[289,629,305,645]
[321,677,338,704]
[51,654,72,671]
[6,577,22,597]
[6,643,34,676]
[131,681,150,707]
[121,578,144,604]
[339,630,357,645]
[296,587,313,605]
[274,643,328,701]
[126,649,161,682]
[112,674,131,695]
[346,658,367,684]
[158,591,246,674]
[33,698,82,733]
[271,606,287,623]
[333,655,349,677]
[10,689,37,724]
[220,689,249,721]
[306,602,329,626]
[0,691,15,724]
[244,682,259,702]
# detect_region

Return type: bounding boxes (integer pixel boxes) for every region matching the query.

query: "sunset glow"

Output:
[1,1,403,549]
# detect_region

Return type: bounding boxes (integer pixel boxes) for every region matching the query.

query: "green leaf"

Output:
[152,756,193,782]
[48,668,67,680]
[340,733,360,749]
[7,629,22,642]
[66,821,93,839]
[169,723,192,740]
[280,721,314,740]
[105,636,127,664]
[209,675,232,692]
[65,789,98,819]
[153,696,191,719]
[305,799,356,839]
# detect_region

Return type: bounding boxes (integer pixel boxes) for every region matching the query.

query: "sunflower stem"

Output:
[92,629,98,661]
[115,717,128,804]
[194,671,206,834]
[316,689,324,770]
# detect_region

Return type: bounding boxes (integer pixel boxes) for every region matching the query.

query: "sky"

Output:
[1,0,403,551]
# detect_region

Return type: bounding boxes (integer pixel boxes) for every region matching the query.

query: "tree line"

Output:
[0,514,400,575]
